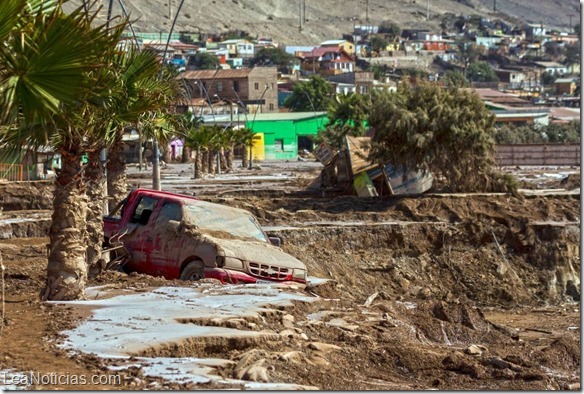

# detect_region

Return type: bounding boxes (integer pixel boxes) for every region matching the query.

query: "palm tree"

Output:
[320,92,368,150]
[185,124,214,179]
[222,127,239,172]
[0,1,125,300]
[105,48,180,211]
[235,127,256,169]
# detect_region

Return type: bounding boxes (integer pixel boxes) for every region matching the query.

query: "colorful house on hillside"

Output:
[302,47,355,76]
[320,39,355,56]
[245,112,328,160]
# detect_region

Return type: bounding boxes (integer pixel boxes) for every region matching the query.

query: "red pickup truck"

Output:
[104,189,307,285]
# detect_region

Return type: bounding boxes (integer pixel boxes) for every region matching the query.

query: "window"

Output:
[130,197,159,225]
[233,80,239,92]
[274,139,284,152]
[217,81,223,92]
[269,103,274,111]
[155,202,182,226]
[254,82,259,90]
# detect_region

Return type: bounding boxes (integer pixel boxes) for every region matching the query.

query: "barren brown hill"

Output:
[68,0,580,45]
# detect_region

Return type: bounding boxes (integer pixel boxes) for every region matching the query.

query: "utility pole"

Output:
[426,0,429,20]
[493,0,496,12]
[153,0,186,191]
[299,0,303,30]
[366,0,369,23]
[569,14,573,31]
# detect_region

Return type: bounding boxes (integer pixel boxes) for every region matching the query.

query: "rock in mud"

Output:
[278,351,305,364]
[442,351,485,379]
[307,342,342,352]
[235,359,270,382]
[279,329,297,338]
[465,344,483,356]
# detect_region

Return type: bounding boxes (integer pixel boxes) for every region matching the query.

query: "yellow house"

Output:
[320,39,355,56]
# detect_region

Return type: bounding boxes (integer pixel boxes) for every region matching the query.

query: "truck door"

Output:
[148,201,184,279]
[122,195,161,274]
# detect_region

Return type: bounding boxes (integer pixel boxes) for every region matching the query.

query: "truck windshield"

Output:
[183,201,268,242]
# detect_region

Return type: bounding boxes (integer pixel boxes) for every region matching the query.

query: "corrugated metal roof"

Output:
[247,112,327,122]
[179,69,252,79]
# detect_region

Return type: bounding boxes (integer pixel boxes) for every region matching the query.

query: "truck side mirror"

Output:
[269,237,281,247]
[168,220,181,232]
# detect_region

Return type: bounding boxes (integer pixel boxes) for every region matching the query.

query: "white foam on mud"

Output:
[56,285,312,358]
[53,284,316,389]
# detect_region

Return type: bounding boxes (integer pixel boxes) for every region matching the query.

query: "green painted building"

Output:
[245,112,328,160]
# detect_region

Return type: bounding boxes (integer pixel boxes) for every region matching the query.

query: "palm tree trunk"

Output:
[208,150,216,174]
[85,149,106,278]
[226,145,234,172]
[107,134,127,212]
[241,144,248,168]
[182,146,191,163]
[220,147,228,172]
[43,147,88,301]
[163,146,171,163]
[194,148,202,179]
[201,150,209,174]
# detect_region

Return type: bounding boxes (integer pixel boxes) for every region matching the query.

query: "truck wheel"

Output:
[180,260,205,281]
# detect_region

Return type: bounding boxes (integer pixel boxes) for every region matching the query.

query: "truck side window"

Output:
[130,197,159,225]
[155,202,182,226]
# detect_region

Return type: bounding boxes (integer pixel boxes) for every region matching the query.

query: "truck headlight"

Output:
[292,269,307,282]
[215,255,225,267]
[223,256,244,270]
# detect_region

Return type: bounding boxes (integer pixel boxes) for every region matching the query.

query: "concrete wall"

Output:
[495,143,581,166]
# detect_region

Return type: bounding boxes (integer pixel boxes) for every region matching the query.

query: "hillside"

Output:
[69,0,580,45]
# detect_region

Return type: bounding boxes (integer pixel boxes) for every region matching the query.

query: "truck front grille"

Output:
[248,262,290,280]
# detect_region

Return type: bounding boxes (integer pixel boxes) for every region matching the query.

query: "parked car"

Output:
[104,189,307,285]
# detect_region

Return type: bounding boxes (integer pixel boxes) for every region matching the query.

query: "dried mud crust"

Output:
[0,189,580,390]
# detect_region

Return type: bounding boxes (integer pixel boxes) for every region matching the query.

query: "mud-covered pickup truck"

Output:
[104,189,307,285]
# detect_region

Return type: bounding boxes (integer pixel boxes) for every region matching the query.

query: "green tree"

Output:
[541,71,557,86]
[494,122,580,144]
[284,76,334,112]
[564,44,580,66]
[378,21,401,36]
[368,80,514,193]
[0,0,124,300]
[442,70,470,87]
[250,47,295,71]
[370,63,387,81]
[188,52,219,70]
[320,93,369,149]
[456,41,483,74]
[467,61,499,82]
[574,23,580,36]
[400,67,427,79]
[370,36,389,53]
[185,123,214,178]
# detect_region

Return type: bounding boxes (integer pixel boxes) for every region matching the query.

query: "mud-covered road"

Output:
[0,161,580,390]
